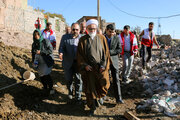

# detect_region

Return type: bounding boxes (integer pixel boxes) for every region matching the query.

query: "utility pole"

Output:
[157,18,161,35]
[97,0,100,29]
[173,30,175,39]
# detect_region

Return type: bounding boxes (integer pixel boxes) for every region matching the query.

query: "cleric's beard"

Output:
[88,31,97,39]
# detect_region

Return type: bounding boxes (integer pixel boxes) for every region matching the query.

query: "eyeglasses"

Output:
[88,28,96,31]
[72,28,79,31]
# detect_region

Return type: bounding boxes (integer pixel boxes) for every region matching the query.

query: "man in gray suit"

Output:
[105,24,124,104]
[59,23,82,104]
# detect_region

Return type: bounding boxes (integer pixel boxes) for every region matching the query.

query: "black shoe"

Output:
[116,100,124,104]
[95,99,101,107]
[75,100,83,105]
[42,85,48,90]
[122,77,127,82]
[143,66,147,70]
[88,109,95,116]
[122,77,125,82]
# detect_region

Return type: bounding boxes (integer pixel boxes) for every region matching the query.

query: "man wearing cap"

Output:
[119,25,138,83]
[59,23,82,104]
[77,19,110,116]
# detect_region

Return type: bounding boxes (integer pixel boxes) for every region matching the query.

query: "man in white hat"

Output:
[77,19,111,116]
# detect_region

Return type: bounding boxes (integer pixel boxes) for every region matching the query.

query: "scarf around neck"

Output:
[33,29,44,49]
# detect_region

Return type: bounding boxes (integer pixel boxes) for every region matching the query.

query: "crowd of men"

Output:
[33,19,159,116]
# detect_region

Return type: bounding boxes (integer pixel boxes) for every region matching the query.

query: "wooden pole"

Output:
[0,79,33,91]
[97,0,100,29]
[124,111,141,120]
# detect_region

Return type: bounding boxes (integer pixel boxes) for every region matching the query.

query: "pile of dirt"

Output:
[0,41,35,119]
[0,41,33,87]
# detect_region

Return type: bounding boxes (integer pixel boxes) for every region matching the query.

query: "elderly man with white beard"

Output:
[77,19,111,116]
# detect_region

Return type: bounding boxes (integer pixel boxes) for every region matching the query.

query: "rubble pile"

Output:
[157,35,172,46]
[135,43,180,117]
[118,43,180,93]
[137,91,180,117]
[137,44,180,95]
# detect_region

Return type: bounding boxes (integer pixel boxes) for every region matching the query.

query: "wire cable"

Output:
[108,0,180,19]
[61,0,74,12]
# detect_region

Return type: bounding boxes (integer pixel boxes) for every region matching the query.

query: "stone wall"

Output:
[0,7,5,29]
[0,0,28,31]
[4,6,25,31]
[59,20,66,33]
[24,6,45,33]
[0,0,66,34]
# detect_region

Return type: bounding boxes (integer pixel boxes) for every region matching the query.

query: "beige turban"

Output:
[86,19,98,27]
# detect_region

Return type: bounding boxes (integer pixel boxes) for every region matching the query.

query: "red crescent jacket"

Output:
[119,31,138,56]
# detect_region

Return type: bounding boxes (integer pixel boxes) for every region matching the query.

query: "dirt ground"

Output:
[0,40,179,120]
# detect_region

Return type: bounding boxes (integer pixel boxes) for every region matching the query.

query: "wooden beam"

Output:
[124,111,141,120]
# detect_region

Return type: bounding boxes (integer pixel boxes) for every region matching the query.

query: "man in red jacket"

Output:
[119,25,138,83]
[41,22,56,50]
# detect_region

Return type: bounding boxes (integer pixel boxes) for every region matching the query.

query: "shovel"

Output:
[0,71,35,91]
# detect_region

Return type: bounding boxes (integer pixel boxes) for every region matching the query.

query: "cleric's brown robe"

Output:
[77,34,111,108]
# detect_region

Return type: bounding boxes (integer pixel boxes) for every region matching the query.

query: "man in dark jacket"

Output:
[58,23,82,104]
[105,24,124,104]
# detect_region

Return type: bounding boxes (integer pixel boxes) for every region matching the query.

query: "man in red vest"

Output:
[41,22,56,50]
[119,25,138,83]
[139,22,160,69]
[34,18,41,30]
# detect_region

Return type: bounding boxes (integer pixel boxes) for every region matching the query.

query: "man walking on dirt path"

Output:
[139,22,160,69]
[104,24,124,104]
[119,25,138,84]
[77,19,111,116]
[42,22,57,50]
[58,23,82,105]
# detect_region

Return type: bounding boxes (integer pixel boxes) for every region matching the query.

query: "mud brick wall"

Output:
[4,6,25,31]
[24,6,45,33]
[0,0,66,34]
